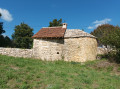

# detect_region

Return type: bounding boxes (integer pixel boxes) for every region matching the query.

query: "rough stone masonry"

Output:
[32,23,97,62]
[0,47,108,60]
[0,23,107,62]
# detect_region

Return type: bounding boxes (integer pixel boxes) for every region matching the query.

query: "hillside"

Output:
[0,55,120,89]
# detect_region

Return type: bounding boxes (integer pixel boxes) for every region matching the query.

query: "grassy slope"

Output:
[0,55,120,89]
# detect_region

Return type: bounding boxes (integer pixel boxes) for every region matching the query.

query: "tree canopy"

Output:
[0,13,10,47]
[91,24,118,46]
[12,23,34,49]
[0,35,12,47]
[49,19,63,27]
[91,24,120,62]
[0,13,5,35]
[102,27,120,48]
[0,22,5,35]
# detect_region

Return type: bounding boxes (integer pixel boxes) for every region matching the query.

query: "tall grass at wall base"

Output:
[100,50,120,63]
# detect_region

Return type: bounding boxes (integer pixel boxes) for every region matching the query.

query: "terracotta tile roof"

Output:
[32,27,66,38]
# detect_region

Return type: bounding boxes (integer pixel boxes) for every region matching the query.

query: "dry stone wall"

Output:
[63,37,97,62]
[0,40,108,62]
[0,47,33,58]
[33,39,64,61]
[97,47,110,55]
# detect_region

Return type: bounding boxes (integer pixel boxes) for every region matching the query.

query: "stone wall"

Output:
[0,39,108,62]
[33,38,64,61]
[63,37,97,62]
[0,47,33,58]
[97,47,109,55]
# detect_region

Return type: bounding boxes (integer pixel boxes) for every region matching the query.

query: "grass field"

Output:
[0,55,120,89]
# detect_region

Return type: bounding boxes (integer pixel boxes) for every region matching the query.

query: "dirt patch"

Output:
[92,82,99,89]
[95,61,115,68]
[10,65,19,70]
[90,60,120,75]
[7,79,18,88]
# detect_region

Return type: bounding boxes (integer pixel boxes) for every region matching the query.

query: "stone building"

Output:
[32,23,97,62]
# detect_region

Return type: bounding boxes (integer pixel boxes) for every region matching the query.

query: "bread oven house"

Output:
[32,23,97,62]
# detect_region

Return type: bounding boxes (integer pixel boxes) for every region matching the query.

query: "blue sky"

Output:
[0,0,120,38]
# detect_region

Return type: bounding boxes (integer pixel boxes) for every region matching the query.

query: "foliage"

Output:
[0,13,12,47]
[91,24,118,46]
[0,35,4,46]
[0,55,120,89]
[101,26,120,48]
[0,22,5,47]
[12,23,33,49]
[49,18,63,27]
[101,26,120,63]
[0,35,12,47]
[91,24,120,63]
[0,22,5,35]
[0,13,5,35]
[4,36,13,47]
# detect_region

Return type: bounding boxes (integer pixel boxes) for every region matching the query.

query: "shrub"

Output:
[91,24,120,63]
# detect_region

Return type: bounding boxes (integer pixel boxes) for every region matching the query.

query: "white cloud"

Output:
[0,8,13,22]
[88,26,94,29]
[93,18,111,24]
[88,18,111,29]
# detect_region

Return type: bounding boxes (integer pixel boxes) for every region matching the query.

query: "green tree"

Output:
[91,24,120,63]
[102,26,120,62]
[0,13,12,47]
[49,18,63,27]
[91,24,117,46]
[0,35,5,46]
[4,36,12,47]
[101,26,120,48]
[0,13,5,35]
[0,22,5,35]
[12,23,34,49]
[0,13,6,47]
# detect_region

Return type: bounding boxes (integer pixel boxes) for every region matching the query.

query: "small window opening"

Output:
[57,52,59,54]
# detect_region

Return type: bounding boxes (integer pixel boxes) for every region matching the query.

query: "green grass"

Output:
[0,55,120,89]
